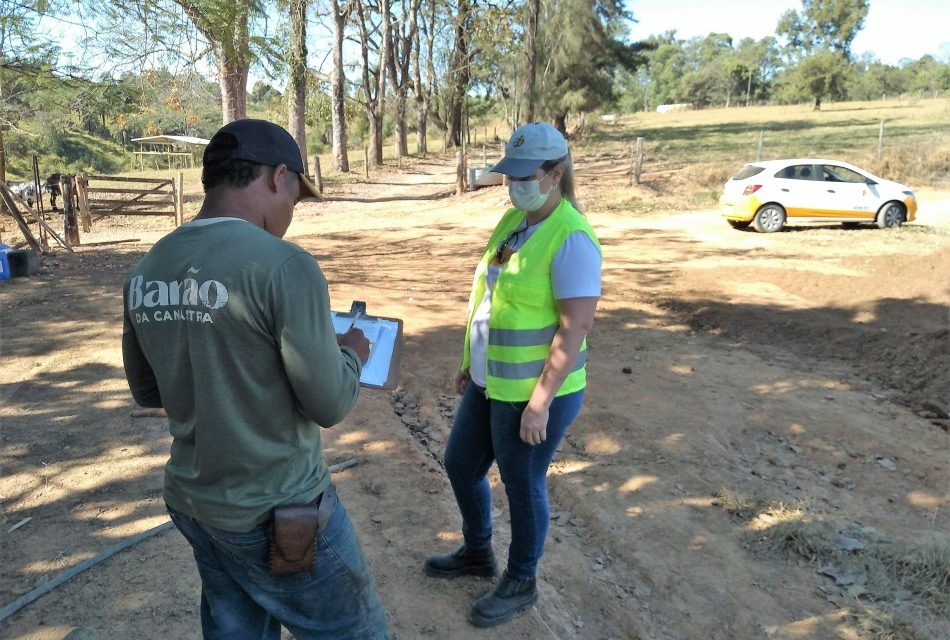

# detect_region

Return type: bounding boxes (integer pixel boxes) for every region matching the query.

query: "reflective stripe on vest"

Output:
[488,349,587,380]
[488,325,559,347]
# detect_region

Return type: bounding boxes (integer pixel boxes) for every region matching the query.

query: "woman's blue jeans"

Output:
[167,491,388,639]
[444,382,584,580]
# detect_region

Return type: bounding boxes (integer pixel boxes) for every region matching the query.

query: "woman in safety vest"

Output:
[425,122,602,627]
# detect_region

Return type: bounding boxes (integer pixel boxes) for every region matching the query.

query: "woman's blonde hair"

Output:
[542,150,582,213]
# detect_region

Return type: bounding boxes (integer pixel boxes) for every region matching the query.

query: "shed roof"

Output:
[131,135,210,145]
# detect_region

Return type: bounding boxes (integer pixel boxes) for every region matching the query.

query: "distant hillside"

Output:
[4,125,131,181]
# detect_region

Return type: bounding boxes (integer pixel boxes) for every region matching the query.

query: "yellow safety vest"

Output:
[462,198,600,401]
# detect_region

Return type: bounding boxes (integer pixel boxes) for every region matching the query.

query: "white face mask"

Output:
[509,171,554,212]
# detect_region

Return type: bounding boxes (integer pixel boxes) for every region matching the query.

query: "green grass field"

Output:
[591,98,950,177]
[570,97,950,212]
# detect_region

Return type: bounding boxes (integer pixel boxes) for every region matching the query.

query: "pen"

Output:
[345,310,363,332]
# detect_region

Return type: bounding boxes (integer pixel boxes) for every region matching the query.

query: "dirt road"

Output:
[1,156,948,639]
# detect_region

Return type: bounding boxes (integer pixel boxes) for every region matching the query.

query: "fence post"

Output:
[456,151,465,196]
[877,120,885,158]
[77,173,91,232]
[314,156,324,194]
[756,130,764,161]
[482,145,487,167]
[62,176,80,245]
[364,147,370,180]
[634,137,644,185]
[176,172,184,226]
[629,142,635,186]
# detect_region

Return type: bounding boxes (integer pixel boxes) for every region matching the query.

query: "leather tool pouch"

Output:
[268,484,337,576]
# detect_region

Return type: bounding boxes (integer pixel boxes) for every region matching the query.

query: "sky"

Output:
[625,0,950,64]
[36,0,950,81]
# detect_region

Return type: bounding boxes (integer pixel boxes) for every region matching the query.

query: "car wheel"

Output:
[728,220,752,230]
[753,204,786,233]
[876,201,905,229]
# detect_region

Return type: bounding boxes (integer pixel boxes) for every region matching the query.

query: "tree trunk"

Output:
[746,71,753,107]
[217,63,249,124]
[416,104,427,155]
[368,111,384,166]
[814,96,821,111]
[371,0,391,166]
[331,0,350,172]
[447,0,469,148]
[388,0,420,160]
[522,0,539,124]
[213,6,250,125]
[0,127,6,184]
[553,112,567,135]
[394,88,409,157]
[413,0,436,155]
[287,0,308,174]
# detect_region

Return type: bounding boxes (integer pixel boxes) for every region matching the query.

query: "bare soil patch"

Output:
[2,155,948,639]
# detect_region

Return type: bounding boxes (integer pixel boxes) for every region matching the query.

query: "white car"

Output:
[720,159,917,232]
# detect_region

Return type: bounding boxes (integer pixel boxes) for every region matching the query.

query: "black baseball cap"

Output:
[204,119,320,198]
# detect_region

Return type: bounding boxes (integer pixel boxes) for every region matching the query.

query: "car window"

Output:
[821,165,866,183]
[732,165,765,180]
[774,164,815,180]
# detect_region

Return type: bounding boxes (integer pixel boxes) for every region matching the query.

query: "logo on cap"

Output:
[513,135,526,148]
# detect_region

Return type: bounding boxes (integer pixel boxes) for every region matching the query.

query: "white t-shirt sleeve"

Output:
[552,231,602,299]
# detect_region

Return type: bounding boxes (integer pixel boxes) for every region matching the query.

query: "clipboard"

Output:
[332,304,403,390]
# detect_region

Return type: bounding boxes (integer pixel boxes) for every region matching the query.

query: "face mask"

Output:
[509,172,553,211]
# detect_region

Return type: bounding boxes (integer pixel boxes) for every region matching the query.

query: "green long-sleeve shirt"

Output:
[122,218,361,531]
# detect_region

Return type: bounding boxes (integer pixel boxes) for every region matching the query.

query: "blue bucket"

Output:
[0,244,11,282]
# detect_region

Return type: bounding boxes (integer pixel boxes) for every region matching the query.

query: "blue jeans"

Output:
[444,382,584,580]
[167,491,388,639]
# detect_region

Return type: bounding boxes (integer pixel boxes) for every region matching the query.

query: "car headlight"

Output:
[902,190,915,198]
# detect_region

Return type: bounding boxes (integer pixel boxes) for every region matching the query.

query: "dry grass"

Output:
[745,514,949,639]
[573,97,950,211]
[712,485,950,638]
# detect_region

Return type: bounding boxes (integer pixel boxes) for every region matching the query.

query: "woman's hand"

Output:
[520,404,549,446]
[454,369,470,395]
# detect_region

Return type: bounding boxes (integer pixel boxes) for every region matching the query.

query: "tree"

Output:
[386,0,421,158]
[411,0,436,154]
[89,0,280,124]
[522,0,539,123]
[735,36,781,106]
[446,0,470,147]
[777,0,870,109]
[0,0,67,181]
[329,0,352,171]
[354,0,391,165]
[175,0,256,123]
[777,0,870,59]
[534,0,644,132]
[778,49,849,109]
[287,0,308,174]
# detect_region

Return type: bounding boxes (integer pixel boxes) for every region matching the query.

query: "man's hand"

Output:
[454,369,470,395]
[337,328,370,364]
[520,404,549,446]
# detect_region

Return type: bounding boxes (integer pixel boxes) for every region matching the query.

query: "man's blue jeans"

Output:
[444,382,584,580]
[167,490,388,639]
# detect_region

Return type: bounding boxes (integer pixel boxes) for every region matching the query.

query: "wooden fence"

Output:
[80,173,183,226]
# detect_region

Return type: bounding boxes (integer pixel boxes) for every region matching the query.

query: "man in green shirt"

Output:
[122,119,388,639]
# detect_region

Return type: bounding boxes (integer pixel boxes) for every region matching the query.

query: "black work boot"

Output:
[424,545,498,578]
[468,570,538,627]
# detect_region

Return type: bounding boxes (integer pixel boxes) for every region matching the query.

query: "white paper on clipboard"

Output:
[331,312,402,388]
